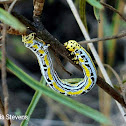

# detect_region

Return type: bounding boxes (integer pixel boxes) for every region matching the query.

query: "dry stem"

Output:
[66,0,126,121]
[9,11,126,109]
[79,31,126,44]
[33,0,45,17]
[100,1,126,22]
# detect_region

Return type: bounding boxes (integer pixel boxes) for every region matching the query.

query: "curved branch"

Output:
[0,13,123,108]
[33,0,45,17]
[4,12,126,108]
[100,1,126,22]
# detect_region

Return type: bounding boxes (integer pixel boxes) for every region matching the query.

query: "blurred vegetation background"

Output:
[0,0,126,126]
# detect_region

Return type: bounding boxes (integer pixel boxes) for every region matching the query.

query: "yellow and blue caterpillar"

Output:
[22,33,97,96]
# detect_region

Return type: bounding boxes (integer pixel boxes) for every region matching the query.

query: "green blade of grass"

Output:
[79,0,88,30]
[0,8,26,32]
[93,6,100,22]
[21,77,46,126]
[0,52,111,125]
[123,80,126,84]
[20,91,42,126]
[86,0,103,9]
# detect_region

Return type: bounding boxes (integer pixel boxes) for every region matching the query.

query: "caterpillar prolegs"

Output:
[22,33,97,96]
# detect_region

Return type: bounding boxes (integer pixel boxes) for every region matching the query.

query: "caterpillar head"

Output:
[64,40,81,52]
[22,33,36,43]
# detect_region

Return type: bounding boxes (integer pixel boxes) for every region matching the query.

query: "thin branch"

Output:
[104,64,126,104]
[0,97,5,117]
[79,31,126,44]
[0,1,18,125]
[1,0,126,115]
[1,23,9,126]
[3,3,9,10]
[66,0,126,121]
[33,0,45,17]
[0,9,126,109]
[0,36,3,41]
[52,49,72,76]
[1,22,126,44]
[11,12,126,108]
[8,0,18,13]
[104,64,122,86]
[100,1,126,22]
[97,76,126,108]
[0,0,14,4]
[97,0,105,116]
[66,0,111,85]
[15,14,126,110]
[0,23,126,43]
[97,76,126,122]
[0,0,125,123]
[0,24,26,35]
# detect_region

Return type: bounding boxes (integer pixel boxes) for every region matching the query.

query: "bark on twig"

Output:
[79,31,126,44]
[0,0,14,4]
[0,9,126,108]
[33,0,45,17]
[97,76,126,108]
[0,1,18,125]
[100,1,126,22]
[10,12,126,108]
[0,24,26,35]
[1,24,10,126]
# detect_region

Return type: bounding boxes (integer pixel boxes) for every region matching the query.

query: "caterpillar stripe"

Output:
[22,33,97,96]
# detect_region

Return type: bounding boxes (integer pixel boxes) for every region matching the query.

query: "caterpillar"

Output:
[22,33,97,96]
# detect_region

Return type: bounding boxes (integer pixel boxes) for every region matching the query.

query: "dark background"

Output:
[0,0,125,125]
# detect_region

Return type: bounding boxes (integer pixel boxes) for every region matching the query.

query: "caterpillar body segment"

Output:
[22,33,97,96]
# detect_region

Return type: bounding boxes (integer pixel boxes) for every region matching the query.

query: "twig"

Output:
[66,0,126,121]
[106,63,126,102]
[100,1,126,22]
[8,0,18,13]
[0,36,3,41]
[52,49,72,76]
[32,0,73,81]
[97,76,125,108]
[79,31,126,44]
[3,3,9,10]
[0,24,26,35]
[11,12,126,108]
[33,0,45,17]
[0,1,18,125]
[97,76,126,122]
[66,0,110,84]
[0,0,14,4]
[104,64,126,104]
[97,0,105,118]
[104,64,122,86]
[1,23,9,126]
[0,97,5,117]
[0,0,125,123]
[1,23,126,43]
[0,8,125,109]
